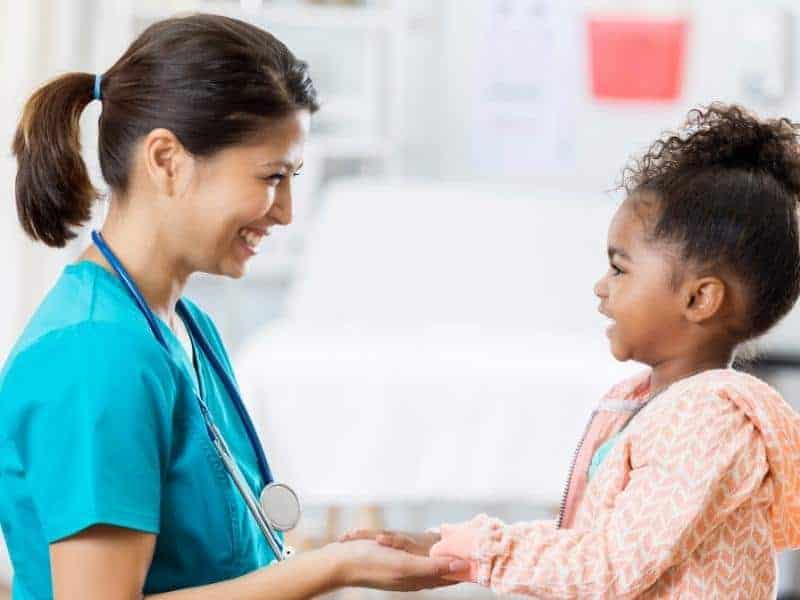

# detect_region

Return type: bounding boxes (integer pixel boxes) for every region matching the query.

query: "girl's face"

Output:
[593,199,686,364]
[169,109,311,279]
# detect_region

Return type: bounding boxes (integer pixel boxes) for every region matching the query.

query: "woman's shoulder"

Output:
[9,261,160,357]
[1,319,179,407]
[2,261,182,395]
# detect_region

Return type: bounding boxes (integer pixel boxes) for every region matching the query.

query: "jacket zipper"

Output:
[556,410,597,529]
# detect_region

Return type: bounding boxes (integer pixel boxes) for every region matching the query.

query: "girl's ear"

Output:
[683,277,726,323]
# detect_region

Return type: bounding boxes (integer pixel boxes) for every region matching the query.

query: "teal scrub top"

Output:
[0,261,278,599]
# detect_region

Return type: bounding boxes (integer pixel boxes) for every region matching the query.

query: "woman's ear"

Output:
[683,276,727,323]
[142,128,191,198]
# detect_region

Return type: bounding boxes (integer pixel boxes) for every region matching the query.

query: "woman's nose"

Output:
[269,183,293,226]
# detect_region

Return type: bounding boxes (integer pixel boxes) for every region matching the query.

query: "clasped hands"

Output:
[330,528,470,592]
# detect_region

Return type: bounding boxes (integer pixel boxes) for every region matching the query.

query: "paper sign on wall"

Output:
[472,0,579,176]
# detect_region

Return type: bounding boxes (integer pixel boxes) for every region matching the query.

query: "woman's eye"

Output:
[263,174,285,185]
[262,169,301,185]
[610,264,623,276]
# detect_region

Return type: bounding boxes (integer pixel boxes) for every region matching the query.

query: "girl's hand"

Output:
[338,529,440,557]
[324,539,465,591]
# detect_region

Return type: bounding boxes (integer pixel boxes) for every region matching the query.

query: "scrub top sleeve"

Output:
[14,322,178,543]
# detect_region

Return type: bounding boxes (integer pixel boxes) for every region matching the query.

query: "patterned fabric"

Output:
[431,369,800,599]
[559,376,651,530]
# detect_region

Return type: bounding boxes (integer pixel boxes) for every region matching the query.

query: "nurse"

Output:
[0,13,463,599]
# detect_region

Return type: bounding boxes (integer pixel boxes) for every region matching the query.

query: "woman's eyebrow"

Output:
[260,160,304,171]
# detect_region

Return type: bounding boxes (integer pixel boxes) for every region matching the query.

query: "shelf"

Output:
[134,2,402,31]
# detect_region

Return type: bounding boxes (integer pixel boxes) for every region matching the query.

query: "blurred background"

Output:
[2,0,800,598]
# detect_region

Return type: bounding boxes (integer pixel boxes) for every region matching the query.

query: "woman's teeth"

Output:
[239,229,264,252]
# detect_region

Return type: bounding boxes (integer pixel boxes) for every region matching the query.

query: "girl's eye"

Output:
[610,264,623,276]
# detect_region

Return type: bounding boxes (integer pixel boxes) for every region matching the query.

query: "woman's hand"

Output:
[324,539,465,591]
[338,529,440,557]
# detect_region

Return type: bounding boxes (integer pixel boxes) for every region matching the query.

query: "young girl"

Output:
[343,104,800,598]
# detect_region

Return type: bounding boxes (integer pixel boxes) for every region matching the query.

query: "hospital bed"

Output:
[235,178,641,511]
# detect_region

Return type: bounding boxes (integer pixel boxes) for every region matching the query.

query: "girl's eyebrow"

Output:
[608,246,632,261]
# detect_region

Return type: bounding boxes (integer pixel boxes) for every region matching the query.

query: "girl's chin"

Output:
[606,329,630,361]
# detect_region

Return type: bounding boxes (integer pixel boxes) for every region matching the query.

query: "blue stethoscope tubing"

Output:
[91,230,293,560]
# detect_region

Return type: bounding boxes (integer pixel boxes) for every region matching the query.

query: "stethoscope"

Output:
[91,230,299,561]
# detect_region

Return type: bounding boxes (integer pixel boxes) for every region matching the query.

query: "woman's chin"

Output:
[212,257,248,279]
[226,264,247,279]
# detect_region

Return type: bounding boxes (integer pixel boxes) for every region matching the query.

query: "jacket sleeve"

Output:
[431,392,769,599]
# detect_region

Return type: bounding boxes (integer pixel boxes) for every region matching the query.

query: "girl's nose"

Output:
[594,276,607,299]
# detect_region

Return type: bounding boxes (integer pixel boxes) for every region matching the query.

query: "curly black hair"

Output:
[622,103,800,340]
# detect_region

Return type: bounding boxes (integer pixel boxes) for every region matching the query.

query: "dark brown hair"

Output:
[12,13,319,248]
[623,103,800,339]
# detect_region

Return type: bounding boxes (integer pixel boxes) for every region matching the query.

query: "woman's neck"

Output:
[79,203,190,326]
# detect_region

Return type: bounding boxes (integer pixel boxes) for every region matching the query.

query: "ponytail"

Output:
[12,72,99,248]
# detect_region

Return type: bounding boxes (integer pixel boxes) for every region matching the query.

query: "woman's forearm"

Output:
[146,546,344,600]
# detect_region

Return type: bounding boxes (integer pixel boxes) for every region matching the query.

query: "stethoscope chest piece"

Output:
[260,482,301,532]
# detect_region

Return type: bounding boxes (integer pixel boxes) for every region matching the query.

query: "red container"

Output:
[588,17,688,101]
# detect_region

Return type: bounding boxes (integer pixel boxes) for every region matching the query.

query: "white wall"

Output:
[420,0,800,185]
[0,0,101,364]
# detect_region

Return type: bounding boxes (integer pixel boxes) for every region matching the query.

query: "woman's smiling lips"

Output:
[237,226,270,255]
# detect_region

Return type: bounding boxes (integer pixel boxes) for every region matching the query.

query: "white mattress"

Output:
[235,179,643,504]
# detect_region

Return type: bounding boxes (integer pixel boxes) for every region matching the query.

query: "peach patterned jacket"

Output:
[430,369,800,599]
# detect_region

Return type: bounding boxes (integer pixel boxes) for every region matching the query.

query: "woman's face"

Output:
[170,109,311,278]
[593,198,685,364]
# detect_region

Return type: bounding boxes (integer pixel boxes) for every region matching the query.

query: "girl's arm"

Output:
[430,392,768,599]
[50,525,462,600]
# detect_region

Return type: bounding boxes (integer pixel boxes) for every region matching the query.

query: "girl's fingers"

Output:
[376,534,412,551]
[448,559,469,573]
[338,529,385,542]
[408,555,468,578]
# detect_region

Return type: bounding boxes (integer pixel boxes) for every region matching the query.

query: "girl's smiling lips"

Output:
[598,306,616,336]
